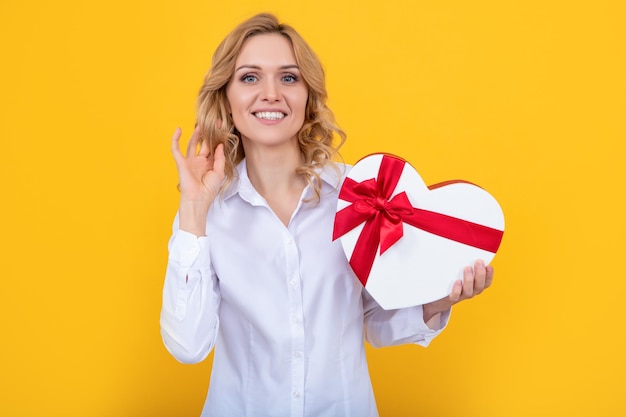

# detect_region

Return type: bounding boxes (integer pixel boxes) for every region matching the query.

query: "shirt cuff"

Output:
[421,305,451,332]
[168,229,209,268]
[414,305,452,347]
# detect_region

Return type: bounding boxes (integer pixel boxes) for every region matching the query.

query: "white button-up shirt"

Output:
[160,160,449,417]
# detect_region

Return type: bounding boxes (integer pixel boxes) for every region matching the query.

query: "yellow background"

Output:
[1,0,624,416]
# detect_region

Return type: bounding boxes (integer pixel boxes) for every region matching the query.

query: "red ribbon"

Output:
[332,155,504,286]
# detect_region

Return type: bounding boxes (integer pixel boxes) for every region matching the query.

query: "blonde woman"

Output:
[160,13,493,417]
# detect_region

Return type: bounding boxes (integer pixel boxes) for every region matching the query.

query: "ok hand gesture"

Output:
[171,127,225,236]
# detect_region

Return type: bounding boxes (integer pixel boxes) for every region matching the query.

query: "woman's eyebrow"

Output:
[235,64,300,72]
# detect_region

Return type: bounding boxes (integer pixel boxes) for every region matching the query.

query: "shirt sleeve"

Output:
[362,289,451,348]
[160,213,221,364]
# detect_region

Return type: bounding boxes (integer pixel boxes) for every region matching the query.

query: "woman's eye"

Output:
[282,74,298,83]
[241,74,257,83]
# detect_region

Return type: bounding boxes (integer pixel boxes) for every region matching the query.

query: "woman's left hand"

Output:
[422,260,494,324]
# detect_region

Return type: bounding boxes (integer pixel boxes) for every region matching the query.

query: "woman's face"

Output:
[226,33,308,150]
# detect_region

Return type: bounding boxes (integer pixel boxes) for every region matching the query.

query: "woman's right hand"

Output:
[171,127,225,236]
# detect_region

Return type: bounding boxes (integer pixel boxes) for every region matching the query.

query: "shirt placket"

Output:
[284,230,305,417]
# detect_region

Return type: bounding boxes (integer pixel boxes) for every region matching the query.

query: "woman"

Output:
[160,13,493,417]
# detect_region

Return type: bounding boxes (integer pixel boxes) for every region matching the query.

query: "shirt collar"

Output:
[222,158,347,202]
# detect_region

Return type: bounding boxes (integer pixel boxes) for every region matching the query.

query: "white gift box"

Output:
[333,153,505,309]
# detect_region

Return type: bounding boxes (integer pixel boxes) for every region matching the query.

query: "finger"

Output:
[473,259,487,294]
[186,126,201,157]
[485,265,494,289]
[449,279,463,303]
[171,127,183,161]
[462,265,475,298]
[212,143,226,177]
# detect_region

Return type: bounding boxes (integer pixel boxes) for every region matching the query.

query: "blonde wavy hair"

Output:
[196,13,346,201]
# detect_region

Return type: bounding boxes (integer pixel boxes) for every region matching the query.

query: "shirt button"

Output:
[290,279,297,286]
[292,316,300,324]
[292,391,300,398]
[293,351,301,358]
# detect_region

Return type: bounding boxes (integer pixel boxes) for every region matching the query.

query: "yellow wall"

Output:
[1,0,624,416]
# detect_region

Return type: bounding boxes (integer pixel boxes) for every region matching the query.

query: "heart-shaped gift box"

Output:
[333,153,505,309]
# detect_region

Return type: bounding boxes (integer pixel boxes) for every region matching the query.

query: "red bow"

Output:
[333,155,504,286]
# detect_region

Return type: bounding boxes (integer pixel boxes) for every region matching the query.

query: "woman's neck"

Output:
[244,141,303,191]
[244,142,307,226]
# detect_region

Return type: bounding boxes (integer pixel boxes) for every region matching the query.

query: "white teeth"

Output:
[255,111,285,120]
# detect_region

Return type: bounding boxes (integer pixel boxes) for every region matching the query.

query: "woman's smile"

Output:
[254,111,286,121]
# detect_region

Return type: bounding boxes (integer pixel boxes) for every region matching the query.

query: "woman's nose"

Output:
[260,79,280,102]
